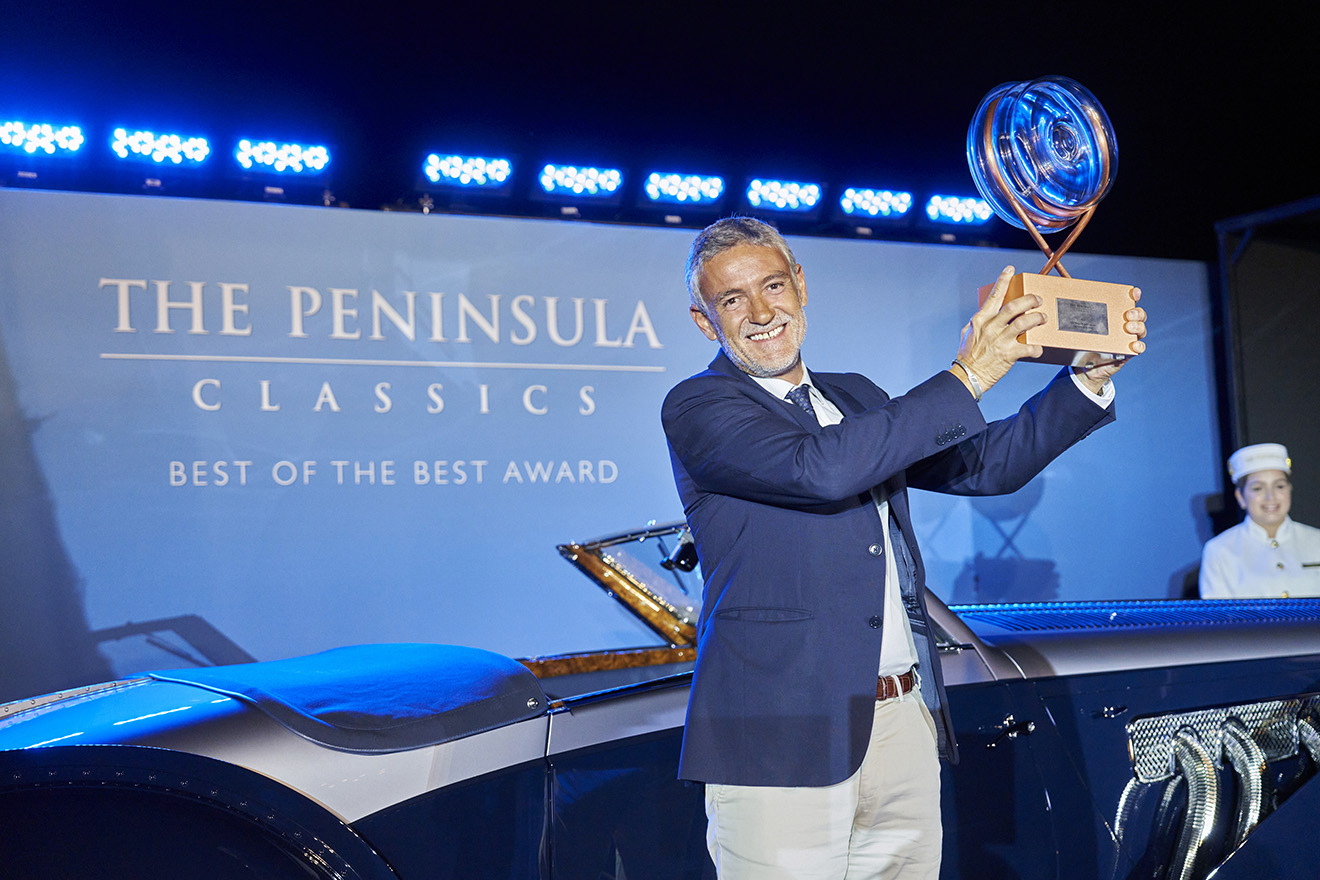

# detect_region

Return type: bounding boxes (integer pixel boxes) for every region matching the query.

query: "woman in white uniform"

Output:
[1200,443,1320,598]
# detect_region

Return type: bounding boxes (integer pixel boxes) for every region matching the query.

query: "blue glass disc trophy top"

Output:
[967,76,1118,234]
[964,76,1139,369]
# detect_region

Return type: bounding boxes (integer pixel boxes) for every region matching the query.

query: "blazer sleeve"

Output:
[903,366,1114,496]
[662,367,987,508]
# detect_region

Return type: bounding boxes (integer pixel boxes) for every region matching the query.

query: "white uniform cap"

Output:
[1227,442,1292,482]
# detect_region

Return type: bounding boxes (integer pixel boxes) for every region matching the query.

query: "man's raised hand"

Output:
[951,266,1046,398]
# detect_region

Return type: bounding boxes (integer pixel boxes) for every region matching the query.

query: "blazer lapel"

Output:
[815,373,912,521]
[813,374,865,418]
[708,351,822,433]
[781,383,822,433]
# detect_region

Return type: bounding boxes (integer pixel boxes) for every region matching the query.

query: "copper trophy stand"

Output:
[968,76,1140,368]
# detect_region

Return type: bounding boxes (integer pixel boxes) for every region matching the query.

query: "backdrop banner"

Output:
[0,189,1215,700]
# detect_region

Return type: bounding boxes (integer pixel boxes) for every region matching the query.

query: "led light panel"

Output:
[643,172,724,205]
[745,178,821,212]
[423,153,512,188]
[925,194,994,225]
[1,121,84,156]
[111,129,210,165]
[839,187,913,219]
[234,139,330,175]
[538,163,623,198]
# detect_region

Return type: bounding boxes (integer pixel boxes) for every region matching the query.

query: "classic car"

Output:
[3,519,1320,879]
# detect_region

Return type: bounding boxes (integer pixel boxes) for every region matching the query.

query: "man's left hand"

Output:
[1075,289,1146,393]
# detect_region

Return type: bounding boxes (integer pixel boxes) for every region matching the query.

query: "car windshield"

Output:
[610,533,702,607]
[558,522,702,646]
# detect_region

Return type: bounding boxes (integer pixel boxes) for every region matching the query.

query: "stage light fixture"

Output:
[106,127,212,195]
[1,120,86,188]
[531,162,625,216]
[234,139,331,176]
[111,128,210,166]
[924,194,994,226]
[637,171,726,224]
[641,172,725,207]
[537,163,624,199]
[422,153,514,193]
[231,138,332,204]
[838,187,913,220]
[1,121,84,156]
[744,178,823,217]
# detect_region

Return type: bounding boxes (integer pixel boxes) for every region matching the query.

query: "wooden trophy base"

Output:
[977,272,1140,367]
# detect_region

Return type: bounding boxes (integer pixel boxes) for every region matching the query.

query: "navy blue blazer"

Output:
[661,352,1114,787]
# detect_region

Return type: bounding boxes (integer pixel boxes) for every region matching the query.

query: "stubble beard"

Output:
[719,311,808,379]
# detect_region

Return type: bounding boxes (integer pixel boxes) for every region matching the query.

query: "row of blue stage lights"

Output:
[2,120,330,176]
[422,154,992,226]
[1,122,992,226]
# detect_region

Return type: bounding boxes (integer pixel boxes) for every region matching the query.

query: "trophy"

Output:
[968,76,1139,367]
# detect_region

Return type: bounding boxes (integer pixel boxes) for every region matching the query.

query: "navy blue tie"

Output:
[786,384,816,419]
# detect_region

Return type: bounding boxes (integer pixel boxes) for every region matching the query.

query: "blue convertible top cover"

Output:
[150,643,549,753]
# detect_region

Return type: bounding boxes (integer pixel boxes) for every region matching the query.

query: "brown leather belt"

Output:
[876,668,918,701]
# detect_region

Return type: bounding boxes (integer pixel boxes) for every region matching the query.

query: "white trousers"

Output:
[704,687,942,880]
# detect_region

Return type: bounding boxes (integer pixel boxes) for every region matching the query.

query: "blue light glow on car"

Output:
[924,194,993,225]
[234,140,330,175]
[111,129,210,166]
[1,121,84,156]
[745,178,821,212]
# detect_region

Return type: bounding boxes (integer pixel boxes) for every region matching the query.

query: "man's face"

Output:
[1236,468,1292,535]
[690,244,808,383]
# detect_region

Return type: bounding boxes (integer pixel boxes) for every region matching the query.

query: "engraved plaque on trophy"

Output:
[967,76,1141,368]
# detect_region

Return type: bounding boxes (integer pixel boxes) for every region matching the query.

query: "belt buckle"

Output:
[877,667,918,702]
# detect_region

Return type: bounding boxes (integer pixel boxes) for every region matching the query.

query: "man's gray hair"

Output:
[685,216,798,309]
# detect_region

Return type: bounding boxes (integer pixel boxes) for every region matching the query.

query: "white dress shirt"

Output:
[1200,516,1320,598]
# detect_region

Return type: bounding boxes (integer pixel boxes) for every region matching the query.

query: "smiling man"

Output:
[688,240,810,381]
[661,216,1146,879]
[1200,443,1320,598]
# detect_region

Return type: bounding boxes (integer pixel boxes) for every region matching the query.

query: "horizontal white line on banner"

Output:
[99,352,666,373]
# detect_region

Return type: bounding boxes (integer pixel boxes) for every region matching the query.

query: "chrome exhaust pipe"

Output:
[1167,728,1218,880]
[1221,717,1266,849]
[1298,715,1320,764]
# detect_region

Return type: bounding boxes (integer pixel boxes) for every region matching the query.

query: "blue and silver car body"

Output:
[3,521,1320,879]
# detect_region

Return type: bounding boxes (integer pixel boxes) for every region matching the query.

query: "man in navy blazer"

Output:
[661,217,1146,879]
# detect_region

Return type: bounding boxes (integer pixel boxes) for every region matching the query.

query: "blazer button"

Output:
[868,543,883,556]
[868,615,882,628]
